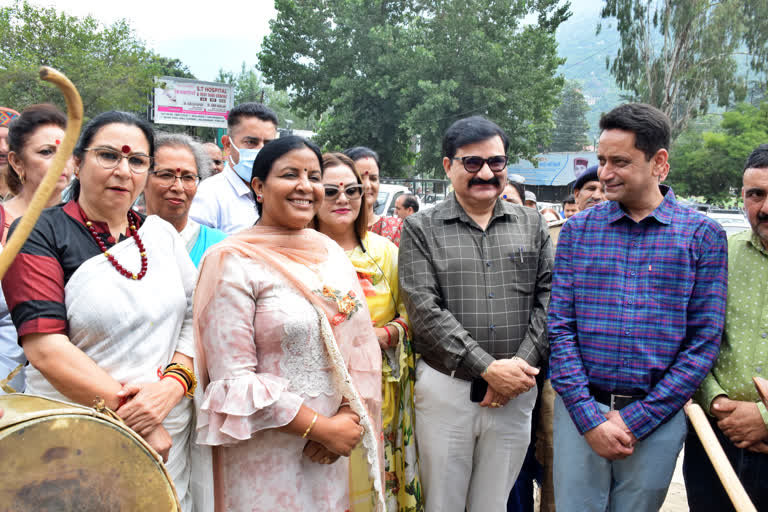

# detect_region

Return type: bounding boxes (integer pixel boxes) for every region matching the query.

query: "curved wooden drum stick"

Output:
[684,402,757,512]
[0,67,83,280]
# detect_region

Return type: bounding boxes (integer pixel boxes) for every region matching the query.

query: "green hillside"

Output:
[556,1,623,139]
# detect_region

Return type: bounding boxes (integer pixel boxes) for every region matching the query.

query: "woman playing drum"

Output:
[2,111,197,510]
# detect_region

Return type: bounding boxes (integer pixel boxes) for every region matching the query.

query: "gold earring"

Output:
[19,173,25,185]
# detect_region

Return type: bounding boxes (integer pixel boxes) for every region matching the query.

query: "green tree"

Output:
[548,81,590,151]
[0,1,192,120]
[667,102,768,202]
[599,0,768,136]
[152,56,195,79]
[260,0,570,177]
[215,63,319,132]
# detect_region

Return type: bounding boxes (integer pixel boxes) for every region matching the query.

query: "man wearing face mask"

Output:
[189,102,278,234]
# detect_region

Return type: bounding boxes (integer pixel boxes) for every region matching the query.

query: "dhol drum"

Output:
[0,393,180,511]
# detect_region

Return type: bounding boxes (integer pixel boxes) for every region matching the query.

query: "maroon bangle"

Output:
[393,317,409,339]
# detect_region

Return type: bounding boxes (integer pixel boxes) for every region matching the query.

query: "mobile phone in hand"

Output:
[470,378,488,402]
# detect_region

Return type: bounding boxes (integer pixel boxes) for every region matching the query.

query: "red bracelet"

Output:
[393,317,409,339]
[162,373,188,395]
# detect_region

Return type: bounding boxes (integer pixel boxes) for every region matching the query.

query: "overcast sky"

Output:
[5,0,596,83]
[2,0,278,81]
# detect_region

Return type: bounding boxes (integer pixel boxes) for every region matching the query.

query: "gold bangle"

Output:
[164,363,197,398]
[302,412,319,439]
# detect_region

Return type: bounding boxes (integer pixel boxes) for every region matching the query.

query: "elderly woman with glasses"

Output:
[144,133,227,267]
[2,111,199,510]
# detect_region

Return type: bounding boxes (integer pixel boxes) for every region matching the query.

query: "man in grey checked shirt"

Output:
[400,116,553,511]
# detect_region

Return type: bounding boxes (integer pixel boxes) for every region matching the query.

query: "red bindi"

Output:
[339,182,343,186]
[55,139,61,145]
[177,168,181,172]
[121,145,131,154]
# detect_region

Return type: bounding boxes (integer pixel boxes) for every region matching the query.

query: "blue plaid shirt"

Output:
[549,186,728,440]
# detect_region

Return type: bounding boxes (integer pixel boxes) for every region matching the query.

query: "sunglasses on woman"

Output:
[324,184,364,200]
[451,155,509,173]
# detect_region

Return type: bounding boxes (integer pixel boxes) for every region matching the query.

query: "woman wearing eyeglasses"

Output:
[144,133,227,267]
[2,111,199,510]
[315,152,423,511]
[344,146,404,247]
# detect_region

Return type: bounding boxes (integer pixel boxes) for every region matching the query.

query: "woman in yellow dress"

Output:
[315,152,423,511]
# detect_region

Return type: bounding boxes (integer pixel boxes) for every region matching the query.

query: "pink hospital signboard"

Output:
[153,77,233,128]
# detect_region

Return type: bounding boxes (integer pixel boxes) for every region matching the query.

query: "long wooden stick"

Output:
[0,67,83,280]
[684,402,757,512]
[753,376,768,410]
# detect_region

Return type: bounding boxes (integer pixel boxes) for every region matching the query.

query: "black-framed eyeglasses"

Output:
[451,155,509,173]
[83,147,153,174]
[324,184,364,200]
[148,170,201,189]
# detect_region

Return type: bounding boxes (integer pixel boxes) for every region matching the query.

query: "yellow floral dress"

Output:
[347,232,424,511]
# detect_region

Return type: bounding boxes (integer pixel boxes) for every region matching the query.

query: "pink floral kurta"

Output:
[195,238,377,511]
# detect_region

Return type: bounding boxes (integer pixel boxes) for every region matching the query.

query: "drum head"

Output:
[0,394,179,511]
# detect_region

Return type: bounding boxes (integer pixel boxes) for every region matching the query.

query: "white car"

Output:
[376,184,420,217]
[707,211,750,237]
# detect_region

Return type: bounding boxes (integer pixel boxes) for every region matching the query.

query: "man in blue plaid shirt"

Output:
[548,103,728,511]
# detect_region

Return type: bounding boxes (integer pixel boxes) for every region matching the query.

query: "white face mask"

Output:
[229,139,260,182]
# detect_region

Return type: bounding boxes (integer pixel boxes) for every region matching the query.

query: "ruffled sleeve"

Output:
[195,250,303,446]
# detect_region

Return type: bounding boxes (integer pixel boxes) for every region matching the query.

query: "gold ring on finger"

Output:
[491,402,500,407]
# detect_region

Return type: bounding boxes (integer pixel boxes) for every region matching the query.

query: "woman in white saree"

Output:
[2,111,197,510]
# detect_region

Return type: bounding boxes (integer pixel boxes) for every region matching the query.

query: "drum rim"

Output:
[0,393,181,510]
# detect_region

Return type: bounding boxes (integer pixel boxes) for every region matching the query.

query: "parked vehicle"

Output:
[376,184,419,217]
[707,211,750,236]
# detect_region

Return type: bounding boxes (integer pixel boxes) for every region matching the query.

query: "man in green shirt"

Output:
[684,143,768,511]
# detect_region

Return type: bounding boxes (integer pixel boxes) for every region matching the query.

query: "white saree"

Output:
[24,215,198,511]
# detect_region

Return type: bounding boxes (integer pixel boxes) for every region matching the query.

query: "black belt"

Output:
[423,359,473,382]
[589,384,646,410]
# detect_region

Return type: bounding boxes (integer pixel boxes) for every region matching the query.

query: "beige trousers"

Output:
[414,360,537,512]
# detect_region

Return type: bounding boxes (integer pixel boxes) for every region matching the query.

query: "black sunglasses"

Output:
[324,183,364,200]
[452,155,509,173]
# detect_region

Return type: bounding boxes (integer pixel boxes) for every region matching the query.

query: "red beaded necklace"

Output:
[82,208,148,280]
